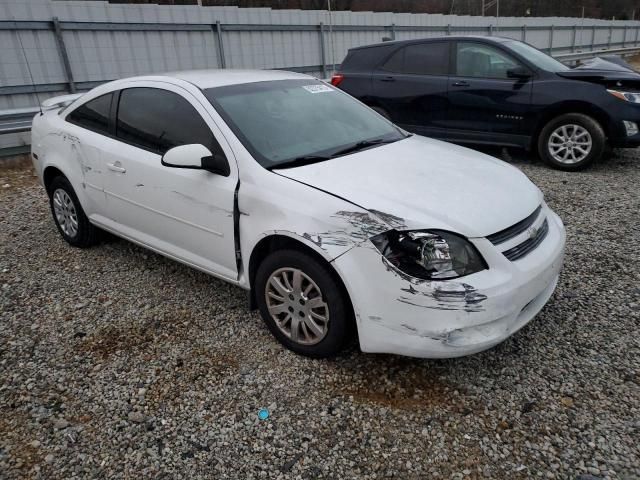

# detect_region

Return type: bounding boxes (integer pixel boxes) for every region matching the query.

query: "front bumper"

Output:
[332,207,566,358]
[606,103,640,147]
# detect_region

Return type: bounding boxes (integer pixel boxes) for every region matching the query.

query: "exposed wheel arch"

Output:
[43,166,65,194]
[247,235,355,325]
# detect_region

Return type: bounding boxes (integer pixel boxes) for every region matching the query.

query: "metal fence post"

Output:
[391,23,396,40]
[319,22,327,78]
[608,24,612,49]
[52,17,76,93]
[548,25,554,54]
[522,24,527,42]
[622,25,627,47]
[215,21,226,68]
[446,23,451,35]
[636,25,639,46]
[571,25,577,52]
[591,25,596,50]
[488,24,493,36]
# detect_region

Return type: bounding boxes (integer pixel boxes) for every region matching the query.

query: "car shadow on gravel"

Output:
[469,143,637,172]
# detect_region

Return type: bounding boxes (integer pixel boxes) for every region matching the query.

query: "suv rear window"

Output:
[340,44,395,72]
[381,42,450,75]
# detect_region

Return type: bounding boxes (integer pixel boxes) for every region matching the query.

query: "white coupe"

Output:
[31,69,566,358]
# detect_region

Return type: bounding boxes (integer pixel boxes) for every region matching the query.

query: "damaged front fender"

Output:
[331,211,565,358]
[237,172,402,287]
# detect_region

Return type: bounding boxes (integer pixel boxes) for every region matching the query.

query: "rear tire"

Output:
[255,249,352,358]
[537,113,605,171]
[48,176,100,248]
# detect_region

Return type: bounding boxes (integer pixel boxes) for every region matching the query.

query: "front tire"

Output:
[537,113,605,171]
[48,176,100,248]
[255,250,352,358]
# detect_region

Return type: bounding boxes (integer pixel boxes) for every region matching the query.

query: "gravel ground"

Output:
[1,148,639,480]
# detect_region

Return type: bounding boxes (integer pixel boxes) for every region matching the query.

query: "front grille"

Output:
[502,219,549,261]
[487,205,542,246]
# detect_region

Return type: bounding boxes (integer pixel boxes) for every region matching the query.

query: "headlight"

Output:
[370,230,487,280]
[607,89,640,104]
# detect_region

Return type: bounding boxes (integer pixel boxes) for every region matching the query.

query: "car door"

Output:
[371,41,450,135]
[445,41,533,144]
[100,83,238,281]
[63,92,116,216]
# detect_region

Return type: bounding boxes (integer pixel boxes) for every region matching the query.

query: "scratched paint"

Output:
[301,210,394,250]
[170,190,234,215]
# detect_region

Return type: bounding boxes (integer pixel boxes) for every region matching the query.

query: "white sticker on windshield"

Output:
[302,84,334,94]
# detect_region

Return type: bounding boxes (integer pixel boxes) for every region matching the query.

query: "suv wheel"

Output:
[538,113,605,171]
[48,176,100,247]
[255,250,352,358]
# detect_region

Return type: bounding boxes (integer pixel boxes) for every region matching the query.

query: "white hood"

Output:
[275,135,542,238]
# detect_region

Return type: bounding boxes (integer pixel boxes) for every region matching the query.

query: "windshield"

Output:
[506,41,569,72]
[205,80,405,168]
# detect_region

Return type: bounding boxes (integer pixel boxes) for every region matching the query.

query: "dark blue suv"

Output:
[331,36,640,171]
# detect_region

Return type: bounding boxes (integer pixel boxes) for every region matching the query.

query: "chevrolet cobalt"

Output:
[31,70,566,358]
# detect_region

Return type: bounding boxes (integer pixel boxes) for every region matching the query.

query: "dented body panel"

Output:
[275,135,543,237]
[32,70,567,359]
[333,208,565,358]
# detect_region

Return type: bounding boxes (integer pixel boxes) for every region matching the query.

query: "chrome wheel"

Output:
[548,124,592,164]
[52,188,78,238]
[265,267,329,345]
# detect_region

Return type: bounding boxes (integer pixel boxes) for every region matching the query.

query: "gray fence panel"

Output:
[2,0,640,150]
[62,29,220,82]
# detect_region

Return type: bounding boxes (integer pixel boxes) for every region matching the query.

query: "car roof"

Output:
[349,35,513,52]
[117,69,313,90]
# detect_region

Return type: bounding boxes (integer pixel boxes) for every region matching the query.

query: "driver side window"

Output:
[455,42,520,79]
[115,87,224,157]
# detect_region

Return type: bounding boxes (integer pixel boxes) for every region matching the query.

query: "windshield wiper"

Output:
[330,137,400,157]
[268,155,332,170]
[268,136,405,170]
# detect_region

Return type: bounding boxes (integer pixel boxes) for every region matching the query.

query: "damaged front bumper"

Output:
[332,208,566,359]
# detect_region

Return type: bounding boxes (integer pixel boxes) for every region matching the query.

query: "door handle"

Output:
[452,81,470,87]
[380,76,396,82]
[107,162,126,173]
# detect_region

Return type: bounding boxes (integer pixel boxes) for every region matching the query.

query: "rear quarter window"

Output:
[66,93,113,135]
[381,42,450,75]
[340,44,395,72]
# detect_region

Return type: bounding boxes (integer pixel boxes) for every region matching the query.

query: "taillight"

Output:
[330,74,344,87]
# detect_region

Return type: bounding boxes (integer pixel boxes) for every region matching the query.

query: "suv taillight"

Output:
[330,74,344,87]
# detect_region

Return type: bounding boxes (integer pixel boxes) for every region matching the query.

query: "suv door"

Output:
[446,41,533,145]
[371,41,450,135]
[101,84,238,281]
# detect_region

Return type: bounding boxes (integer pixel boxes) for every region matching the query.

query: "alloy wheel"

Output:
[52,188,79,238]
[547,124,592,164]
[265,267,330,345]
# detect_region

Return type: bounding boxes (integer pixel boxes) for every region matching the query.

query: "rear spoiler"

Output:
[41,93,84,111]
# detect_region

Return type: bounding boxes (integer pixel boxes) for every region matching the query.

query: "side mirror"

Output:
[161,144,230,177]
[507,67,532,79]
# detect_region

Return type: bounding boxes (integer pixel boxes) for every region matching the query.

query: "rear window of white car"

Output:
[66,93,113,135]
